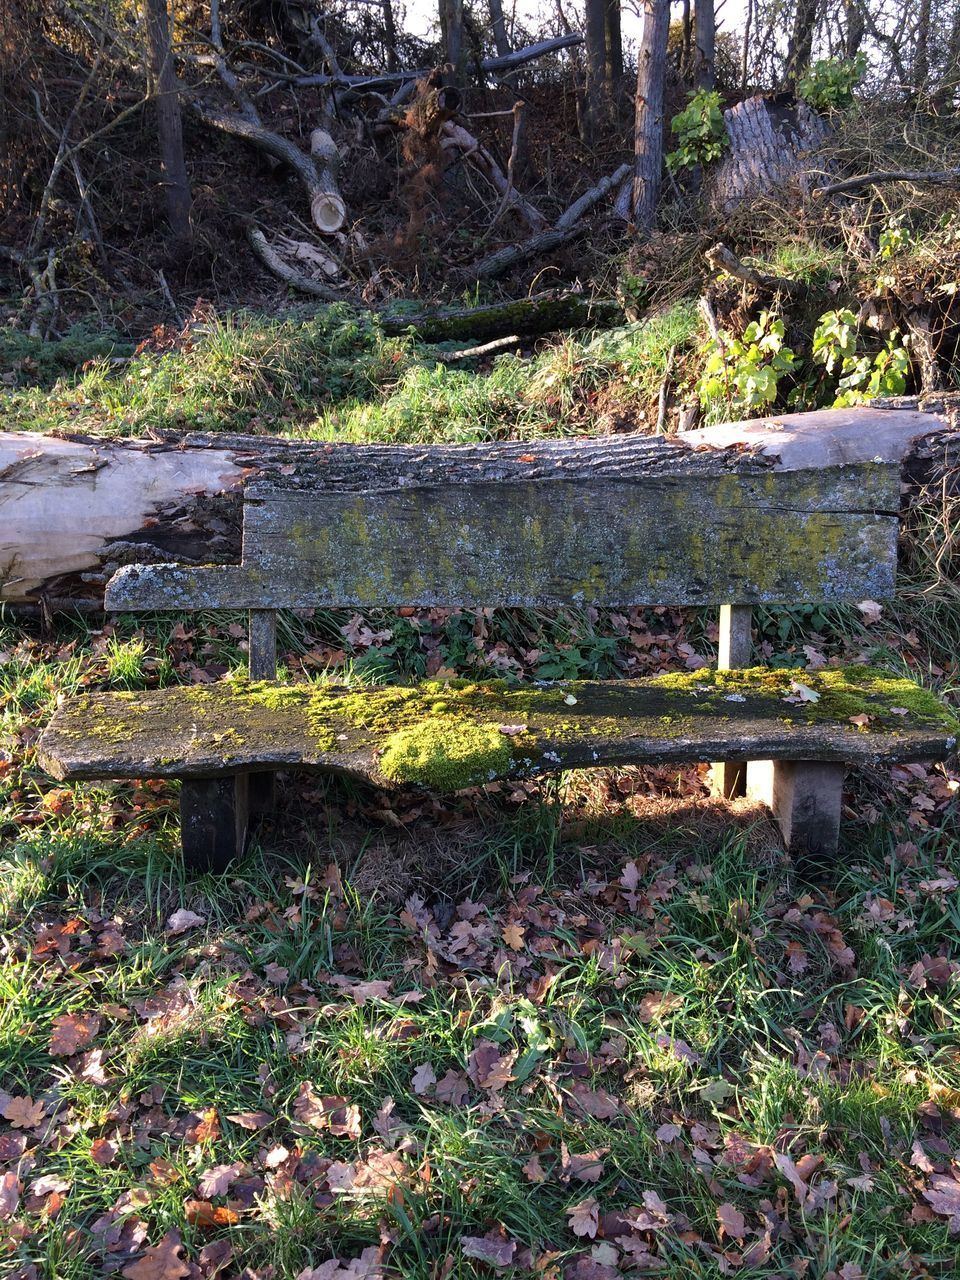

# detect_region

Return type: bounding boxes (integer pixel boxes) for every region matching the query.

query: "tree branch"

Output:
[815,167,960,197]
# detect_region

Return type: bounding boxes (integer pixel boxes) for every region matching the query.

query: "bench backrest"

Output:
[106,458,900,612]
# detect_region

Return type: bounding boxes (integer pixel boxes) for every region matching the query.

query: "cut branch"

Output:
[815,167,960,197]
[246,225,344,299]
[441,121,546,232]
[705,242,805,296]
[556,163,631,231]
[191,101,345,233]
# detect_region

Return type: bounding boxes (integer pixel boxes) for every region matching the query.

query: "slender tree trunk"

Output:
[694,0,715,90]
[682,0,692,78]
[604,0,623,92]
[912,0,932,98]
[488,0,511,57]
[631,0,670,232]
[143,0,191,250]
[843,0,864,58]
[784,0,819,86]
[382,0,399,71]
[439,0,463,73]
[582,0,608,140]
[740,0,753,92]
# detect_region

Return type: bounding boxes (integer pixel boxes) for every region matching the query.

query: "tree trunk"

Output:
[382,0,399,71]
[912,0,932,98]
[784,0,819,86]
[582,0,609,140]
[380,290,623,340]
[843,0,864,58]
[604,0,623,93]
[631,0,671,232]
[488,0,511,58]
[439,0,463,73]
[694,0,715,90]
[143,0,192,250]
[3,408,949,609]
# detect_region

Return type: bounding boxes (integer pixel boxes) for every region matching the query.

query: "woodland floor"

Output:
[2,304,960,1280]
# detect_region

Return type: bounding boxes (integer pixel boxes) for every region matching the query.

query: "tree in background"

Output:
[142,0,192,251]
[632,0,671,232]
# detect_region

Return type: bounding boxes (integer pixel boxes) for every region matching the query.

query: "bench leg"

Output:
[248,771,276,815]
[711,605,752,799]
[180,775,249,873]
[747,760,844,864]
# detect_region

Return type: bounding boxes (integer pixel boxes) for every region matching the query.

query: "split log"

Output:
[707,93,831,212]
[380,290,622,341]
[246,225,343,300]
[0,407,949,608]
[191,102,346,234]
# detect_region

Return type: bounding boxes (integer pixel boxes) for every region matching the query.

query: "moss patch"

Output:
[650,666,959,732]
[379,719,513,790]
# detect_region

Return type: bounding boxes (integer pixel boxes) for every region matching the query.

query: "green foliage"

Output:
[666,90,729,173]
[812,308,909,406]
[797,54,866,112]
[0,322,131,390]
[697,311,798,419]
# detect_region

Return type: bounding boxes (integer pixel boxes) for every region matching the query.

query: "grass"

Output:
[0,303,702,442]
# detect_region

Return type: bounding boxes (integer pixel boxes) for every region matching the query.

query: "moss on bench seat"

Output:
[37,667,958,791]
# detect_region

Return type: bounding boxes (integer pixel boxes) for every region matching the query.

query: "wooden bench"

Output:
[37,426,958,872]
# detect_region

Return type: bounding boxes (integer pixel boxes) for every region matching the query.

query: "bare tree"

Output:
[694,0,715,89]
[142,0,191,250]
[632,0,670,232]
[489,0,511,57]
[440,0,464,72]
[784,0,819,85]
[582,0,609,139]
[605,0,623,90]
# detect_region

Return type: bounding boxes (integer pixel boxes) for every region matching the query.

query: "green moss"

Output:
[379,719,513,790]
[650,665,959,731]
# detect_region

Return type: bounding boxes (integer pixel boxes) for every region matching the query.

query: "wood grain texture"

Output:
[107,463,900,610]
[37,676,957,785]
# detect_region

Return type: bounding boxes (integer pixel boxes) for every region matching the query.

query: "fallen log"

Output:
[380,291,622,341]
[0,408,950,608]
[815,167,960,198]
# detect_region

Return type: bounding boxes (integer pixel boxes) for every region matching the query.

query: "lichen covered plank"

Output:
[37,668,958,787]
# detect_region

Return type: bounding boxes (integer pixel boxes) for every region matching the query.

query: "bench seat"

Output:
[38,668,957,869]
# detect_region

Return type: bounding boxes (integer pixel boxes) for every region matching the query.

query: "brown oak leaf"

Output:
[567,1196,600,1239]
[197,1162,244,1199]
[2,1096,45,1129]
[90,1138,118,1166]
[49,1012,100,1057]
[121,1229,191,1279]
[716,1202,747,1239]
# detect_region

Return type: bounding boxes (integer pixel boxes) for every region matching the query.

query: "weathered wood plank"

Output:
[37,669,958,786]
[240,464,900,608]
[180,775,249,871]
[747,760,845,861]
[106,463,900,610]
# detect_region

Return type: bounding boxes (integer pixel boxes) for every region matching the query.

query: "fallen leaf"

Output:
[435,1069,469,1105]
[565,1148,607,1183]
[849,713,872,728]
[856,599,883,624]
[923,1172,960,1231]
[567,1197,600,1239]
[184,1199,240,1228]
[49,1012,100,1057]
[2,1096,45,1129]
[569,1084,620,1119]
[197,1162,244,1198]
[165,909,205,935]
[717,1202,747,1238]
[293,1083,361,1138]
[0,1171,20,1220]
[638,991,683,1023]
[411,1063,437,1095]
[121,1229,191,1279]
[226,1110,273,1131]
[91,1137,118,1166]
[502,922,526,950]
[522,1153,547,1183]
[462,1235,517,1267]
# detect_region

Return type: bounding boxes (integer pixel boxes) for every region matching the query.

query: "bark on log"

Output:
[707,93,831,212]
[246,225,344,300]
[814,167,960,197]
[380,291,623,341]
[0,408,949,608]
[705,242,805,296]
